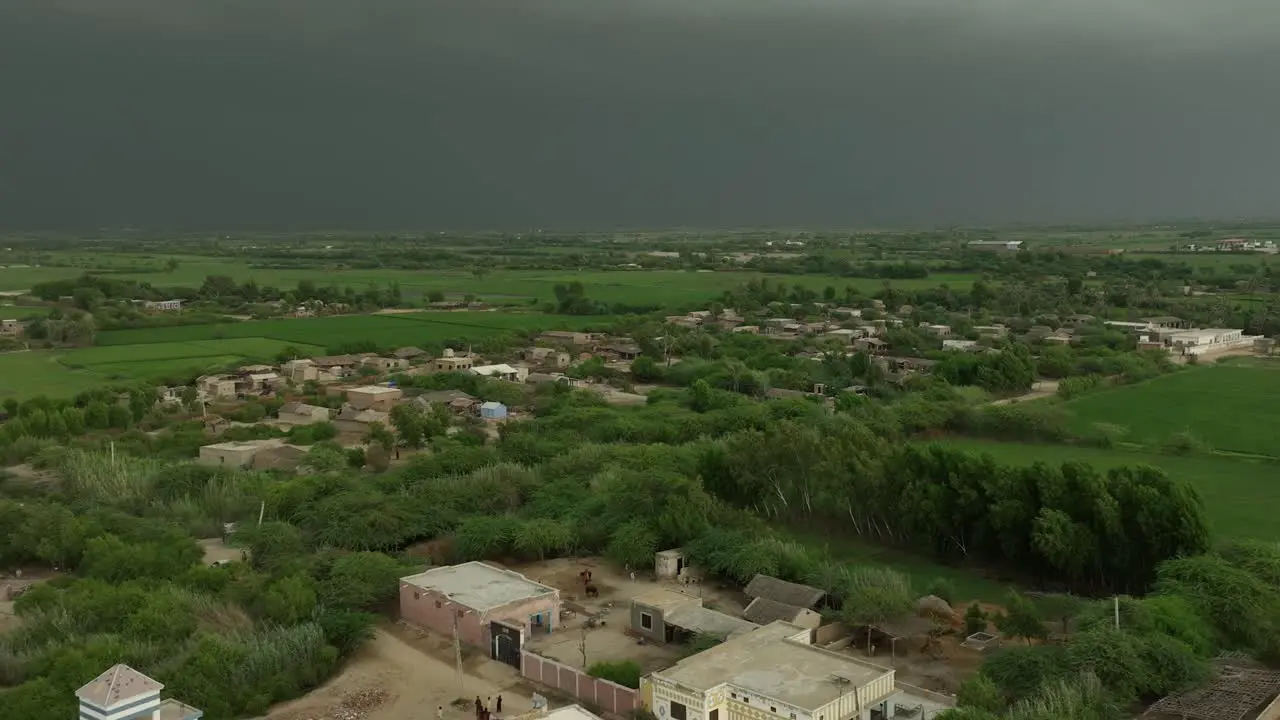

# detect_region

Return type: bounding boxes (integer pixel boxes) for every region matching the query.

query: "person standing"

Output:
[496,695,504,713]
[438,706,445,720]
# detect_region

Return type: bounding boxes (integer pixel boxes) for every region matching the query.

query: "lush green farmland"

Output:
[931,438,1280,542]
[0,253,976,306]
[1062,362,1280,457]
[0,339,323,400]
[95,312,614,348]
[59,338,323,368]
[0,351,113,399]
[0,305,50,319]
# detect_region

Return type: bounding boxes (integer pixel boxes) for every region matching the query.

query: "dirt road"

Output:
[262,624,536,720]
[988,380,1058,405]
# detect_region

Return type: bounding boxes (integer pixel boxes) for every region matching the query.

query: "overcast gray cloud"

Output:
[0,0,1277,231]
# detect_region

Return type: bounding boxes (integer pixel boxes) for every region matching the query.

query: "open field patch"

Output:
[62,338,322,366]
[95,312,615,348]
[0,252,977,307]
[0,338,324,400]
[931,438,1280,542]
[0,351,109,399]
[1062,363,1280,457]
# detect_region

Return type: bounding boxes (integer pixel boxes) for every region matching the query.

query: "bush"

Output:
[588,660,642,689]
[1162,430,1207,456]
[964,602,987,636]
[926,577,956,605]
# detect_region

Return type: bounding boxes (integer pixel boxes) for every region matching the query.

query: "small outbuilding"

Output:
[277,402,330,425]
[479,401,508,420]
[654,548,688,579]
[743,574,826,610]
[742,597,822,629]
[630,587,758,644]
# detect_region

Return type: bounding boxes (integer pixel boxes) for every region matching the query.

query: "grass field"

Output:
[95,312,613,348]
[0,305,50,319]
[0,338,323,400]
[932,438,1280,542]
[1062,362,1280,457]
[0,351,117,399]
[0,255,976,307]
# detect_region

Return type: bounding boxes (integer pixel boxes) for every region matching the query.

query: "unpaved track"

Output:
[989,380,1058,405]
[262,624,535,720]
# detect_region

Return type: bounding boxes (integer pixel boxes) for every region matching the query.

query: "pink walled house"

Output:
[400,561,560,667]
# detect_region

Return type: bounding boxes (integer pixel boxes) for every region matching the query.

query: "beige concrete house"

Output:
[334,405,390,434]
[345,385,402,411]
[277,401,330,425]
[362,356,410,373]
[537,330,595,346]
[197,375,238,400]
[435,348,479,372]
[198,439,285,469]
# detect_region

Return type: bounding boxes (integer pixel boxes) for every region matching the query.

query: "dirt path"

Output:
[988,380,1058,405]
[261,624,536,720]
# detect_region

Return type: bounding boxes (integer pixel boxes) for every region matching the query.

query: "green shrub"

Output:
[588,659,642,689]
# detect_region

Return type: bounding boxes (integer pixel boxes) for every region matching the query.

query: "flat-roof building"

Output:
[630,587,759,645]
[346,385,403,411]
[400,561,560,668]
[641,621,897,720]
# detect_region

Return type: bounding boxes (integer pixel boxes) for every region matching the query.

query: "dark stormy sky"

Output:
[1,0,1278,231]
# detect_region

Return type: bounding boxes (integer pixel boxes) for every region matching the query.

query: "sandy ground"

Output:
[511,558,748,674]
[0,568,61,633]
[988,380,1059,406]
[832,599,1005,694]
[199,538,243,566]
[261,623,537,720]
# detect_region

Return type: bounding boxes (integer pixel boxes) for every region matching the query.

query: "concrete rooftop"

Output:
[632,587,701,614]
[402,562,557,612]
[543,706,604,720]
[655,622,891,711]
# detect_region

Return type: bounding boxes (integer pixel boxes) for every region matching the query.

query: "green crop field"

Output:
[931,438,1280,542]
[0,305,49,319]
[0,351,115,400]
[60,338,324,368]
[1062,362,1280,457]
[94,312,614,348]
[0,252,977,307]
[0,338,324,400]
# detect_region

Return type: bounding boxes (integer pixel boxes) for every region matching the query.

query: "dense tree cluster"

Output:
[697,422,1209,593]
[0,456,408,720]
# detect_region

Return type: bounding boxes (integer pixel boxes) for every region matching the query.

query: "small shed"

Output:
[742,597,822,629]
[630,587,758,644]
[744,574,826,609]
[655,548,688,579]
[480,401,508,420]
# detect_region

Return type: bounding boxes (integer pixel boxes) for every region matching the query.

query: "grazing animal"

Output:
[585,585,599,598]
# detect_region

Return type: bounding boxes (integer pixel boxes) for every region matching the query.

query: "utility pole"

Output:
[1114,595,1120,631]
[454,611,465,697]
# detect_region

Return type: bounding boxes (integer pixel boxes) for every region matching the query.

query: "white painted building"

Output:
[77,663,203,720]
[640,621,927,720]
[470,363,530,383]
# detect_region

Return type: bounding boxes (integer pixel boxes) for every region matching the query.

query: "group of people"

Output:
[475,695,503,720]
[436,694,503,720]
